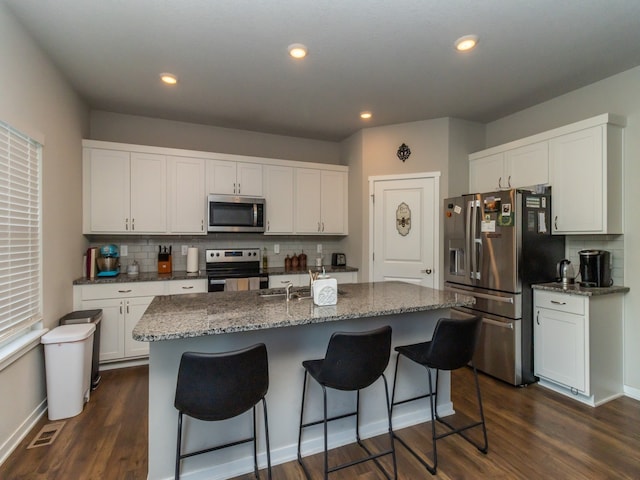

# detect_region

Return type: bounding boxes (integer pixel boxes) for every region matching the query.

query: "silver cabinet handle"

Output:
[317,222,321,232]
[550,300,567,305]
[131,218,135,231]
[118,289,132,293]
[321,222,325,232]
[201,219,204,231]
[498,177,502,189]
[536,310,540,325]
[507,175,512,188]
[181,286,194,290]
[554,216,558,230]
[125,218,129,231]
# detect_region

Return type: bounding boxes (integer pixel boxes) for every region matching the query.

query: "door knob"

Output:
[421,269,432,274]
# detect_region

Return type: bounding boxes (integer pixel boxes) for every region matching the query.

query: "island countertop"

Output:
[133,281,475,342]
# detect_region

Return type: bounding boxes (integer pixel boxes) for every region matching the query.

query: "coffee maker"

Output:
[579,249,612,287]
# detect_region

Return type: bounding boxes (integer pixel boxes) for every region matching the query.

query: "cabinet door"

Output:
[534,307,586,392]
[237,162,263,196]
[82,298,124,362]
[469,153,504,193]
[130,152,167,233]
[206,159,236,195]
[320,170,347,234]
[295,169,322,233]
[505,141,549,188]
[269,274,305,288]
[263,165,294,234]
[124,297,152,358]
[550,126,604,234]
[87,149,130,232]
[168,156,206,234]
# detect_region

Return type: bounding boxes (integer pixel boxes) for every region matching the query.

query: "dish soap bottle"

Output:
[262,247,268,269]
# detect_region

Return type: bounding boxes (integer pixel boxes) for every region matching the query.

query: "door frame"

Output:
[368,172,441,283]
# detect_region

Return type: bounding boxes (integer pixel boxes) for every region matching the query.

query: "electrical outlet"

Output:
[317,244,323,254]
[181,245,188,256]
[120,245,128,256]
[274,244,280,254]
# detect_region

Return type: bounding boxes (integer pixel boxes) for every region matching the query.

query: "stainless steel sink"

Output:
[258,287,345,299]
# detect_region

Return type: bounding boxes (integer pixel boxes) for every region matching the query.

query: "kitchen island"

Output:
[134,281,474,480]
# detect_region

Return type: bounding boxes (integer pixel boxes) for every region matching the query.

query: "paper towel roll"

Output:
[186,248,199,273]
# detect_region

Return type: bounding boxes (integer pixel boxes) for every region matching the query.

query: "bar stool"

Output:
[297,325,397,480]
[390,316,488,475]
[174,343,272,479]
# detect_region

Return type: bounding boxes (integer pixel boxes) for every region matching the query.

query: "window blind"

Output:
[0,121,42,346]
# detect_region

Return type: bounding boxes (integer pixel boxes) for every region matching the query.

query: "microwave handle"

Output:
[253,203,258,227]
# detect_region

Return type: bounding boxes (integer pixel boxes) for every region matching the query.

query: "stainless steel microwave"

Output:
[207,195,265,233]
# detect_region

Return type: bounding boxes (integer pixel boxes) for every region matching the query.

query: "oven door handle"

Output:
[209,279,226,285]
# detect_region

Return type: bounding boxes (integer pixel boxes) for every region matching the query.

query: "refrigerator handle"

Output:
[467,200,474,280]
[470,199,481,280]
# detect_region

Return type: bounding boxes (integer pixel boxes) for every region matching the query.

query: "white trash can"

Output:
[41,323,96,420]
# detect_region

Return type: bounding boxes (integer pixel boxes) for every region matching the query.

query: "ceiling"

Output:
[5,0,640,141]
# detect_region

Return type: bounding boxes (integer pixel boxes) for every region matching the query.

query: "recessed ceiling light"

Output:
[160,73,178,85]
[454,35,479,52]
[288,43,308,59]
[360,111,372,120]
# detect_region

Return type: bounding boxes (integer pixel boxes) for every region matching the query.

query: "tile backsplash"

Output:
[565,234,624,285]
[85,235,346,275]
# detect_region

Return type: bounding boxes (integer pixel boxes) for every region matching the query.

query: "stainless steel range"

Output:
[205,248,269,292]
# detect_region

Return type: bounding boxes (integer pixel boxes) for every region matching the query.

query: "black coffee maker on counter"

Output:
[579,249,612,287]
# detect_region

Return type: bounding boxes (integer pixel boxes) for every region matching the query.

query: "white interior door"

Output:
[372,175,439,288]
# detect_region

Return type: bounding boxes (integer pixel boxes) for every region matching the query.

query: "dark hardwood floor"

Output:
[1,365,639,479]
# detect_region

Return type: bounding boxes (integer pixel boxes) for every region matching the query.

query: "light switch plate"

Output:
[274,244,280,254]
[181,245,188,255]
[120,245,128,256]
[317,244,323,253]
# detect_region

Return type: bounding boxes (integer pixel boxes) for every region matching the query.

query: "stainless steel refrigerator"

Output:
[443,189,565,385]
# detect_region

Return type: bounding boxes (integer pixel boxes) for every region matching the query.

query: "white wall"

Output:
[484,66,640,394]
[0,3,88,461]
[90,111,342,165]
[341,117,484,282]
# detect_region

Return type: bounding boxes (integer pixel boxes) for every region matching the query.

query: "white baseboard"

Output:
[624,384,640,401]
[0,398,47,466]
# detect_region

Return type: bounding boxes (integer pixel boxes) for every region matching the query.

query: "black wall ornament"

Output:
[397,143,411,162]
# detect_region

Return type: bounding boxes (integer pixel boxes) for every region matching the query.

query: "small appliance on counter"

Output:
[331,253,347,267]
[158,245,172,274]
[557,259,576,287]
[312,272,338,306]
[579,249,612,287]
[96,244,119,277]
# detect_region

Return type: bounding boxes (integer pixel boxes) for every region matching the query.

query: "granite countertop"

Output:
[267,265,359,275]
[73,270,208,285]
[533,282,630,296]
[73,265,359,285]
[133,281,475,342]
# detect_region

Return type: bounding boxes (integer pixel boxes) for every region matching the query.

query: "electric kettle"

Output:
[557,259,575,287]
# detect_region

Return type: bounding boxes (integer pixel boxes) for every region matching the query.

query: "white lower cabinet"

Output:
[533,289,624,406]
[73,279,207,365]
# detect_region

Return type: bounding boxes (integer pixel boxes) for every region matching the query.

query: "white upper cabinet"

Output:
[469,152,505,193]
[167,156,206,234]
[206,159,263,196]
[263,165,294,234]
[295,168,348,235]
[469,141,548,193]
[83,140,348,236]
[84,149,166,233]
[550,124,623,234]
[505,141,549,189]
[468,114,624,235]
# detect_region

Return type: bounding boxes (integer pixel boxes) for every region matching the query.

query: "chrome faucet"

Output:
[284,281,294,301]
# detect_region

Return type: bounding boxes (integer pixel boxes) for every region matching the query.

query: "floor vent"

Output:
[27,421,65,449]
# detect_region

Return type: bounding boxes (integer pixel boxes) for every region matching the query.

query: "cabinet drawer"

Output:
[167,279,207,294]
[534,290,585,315]
[79,282,165,300]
